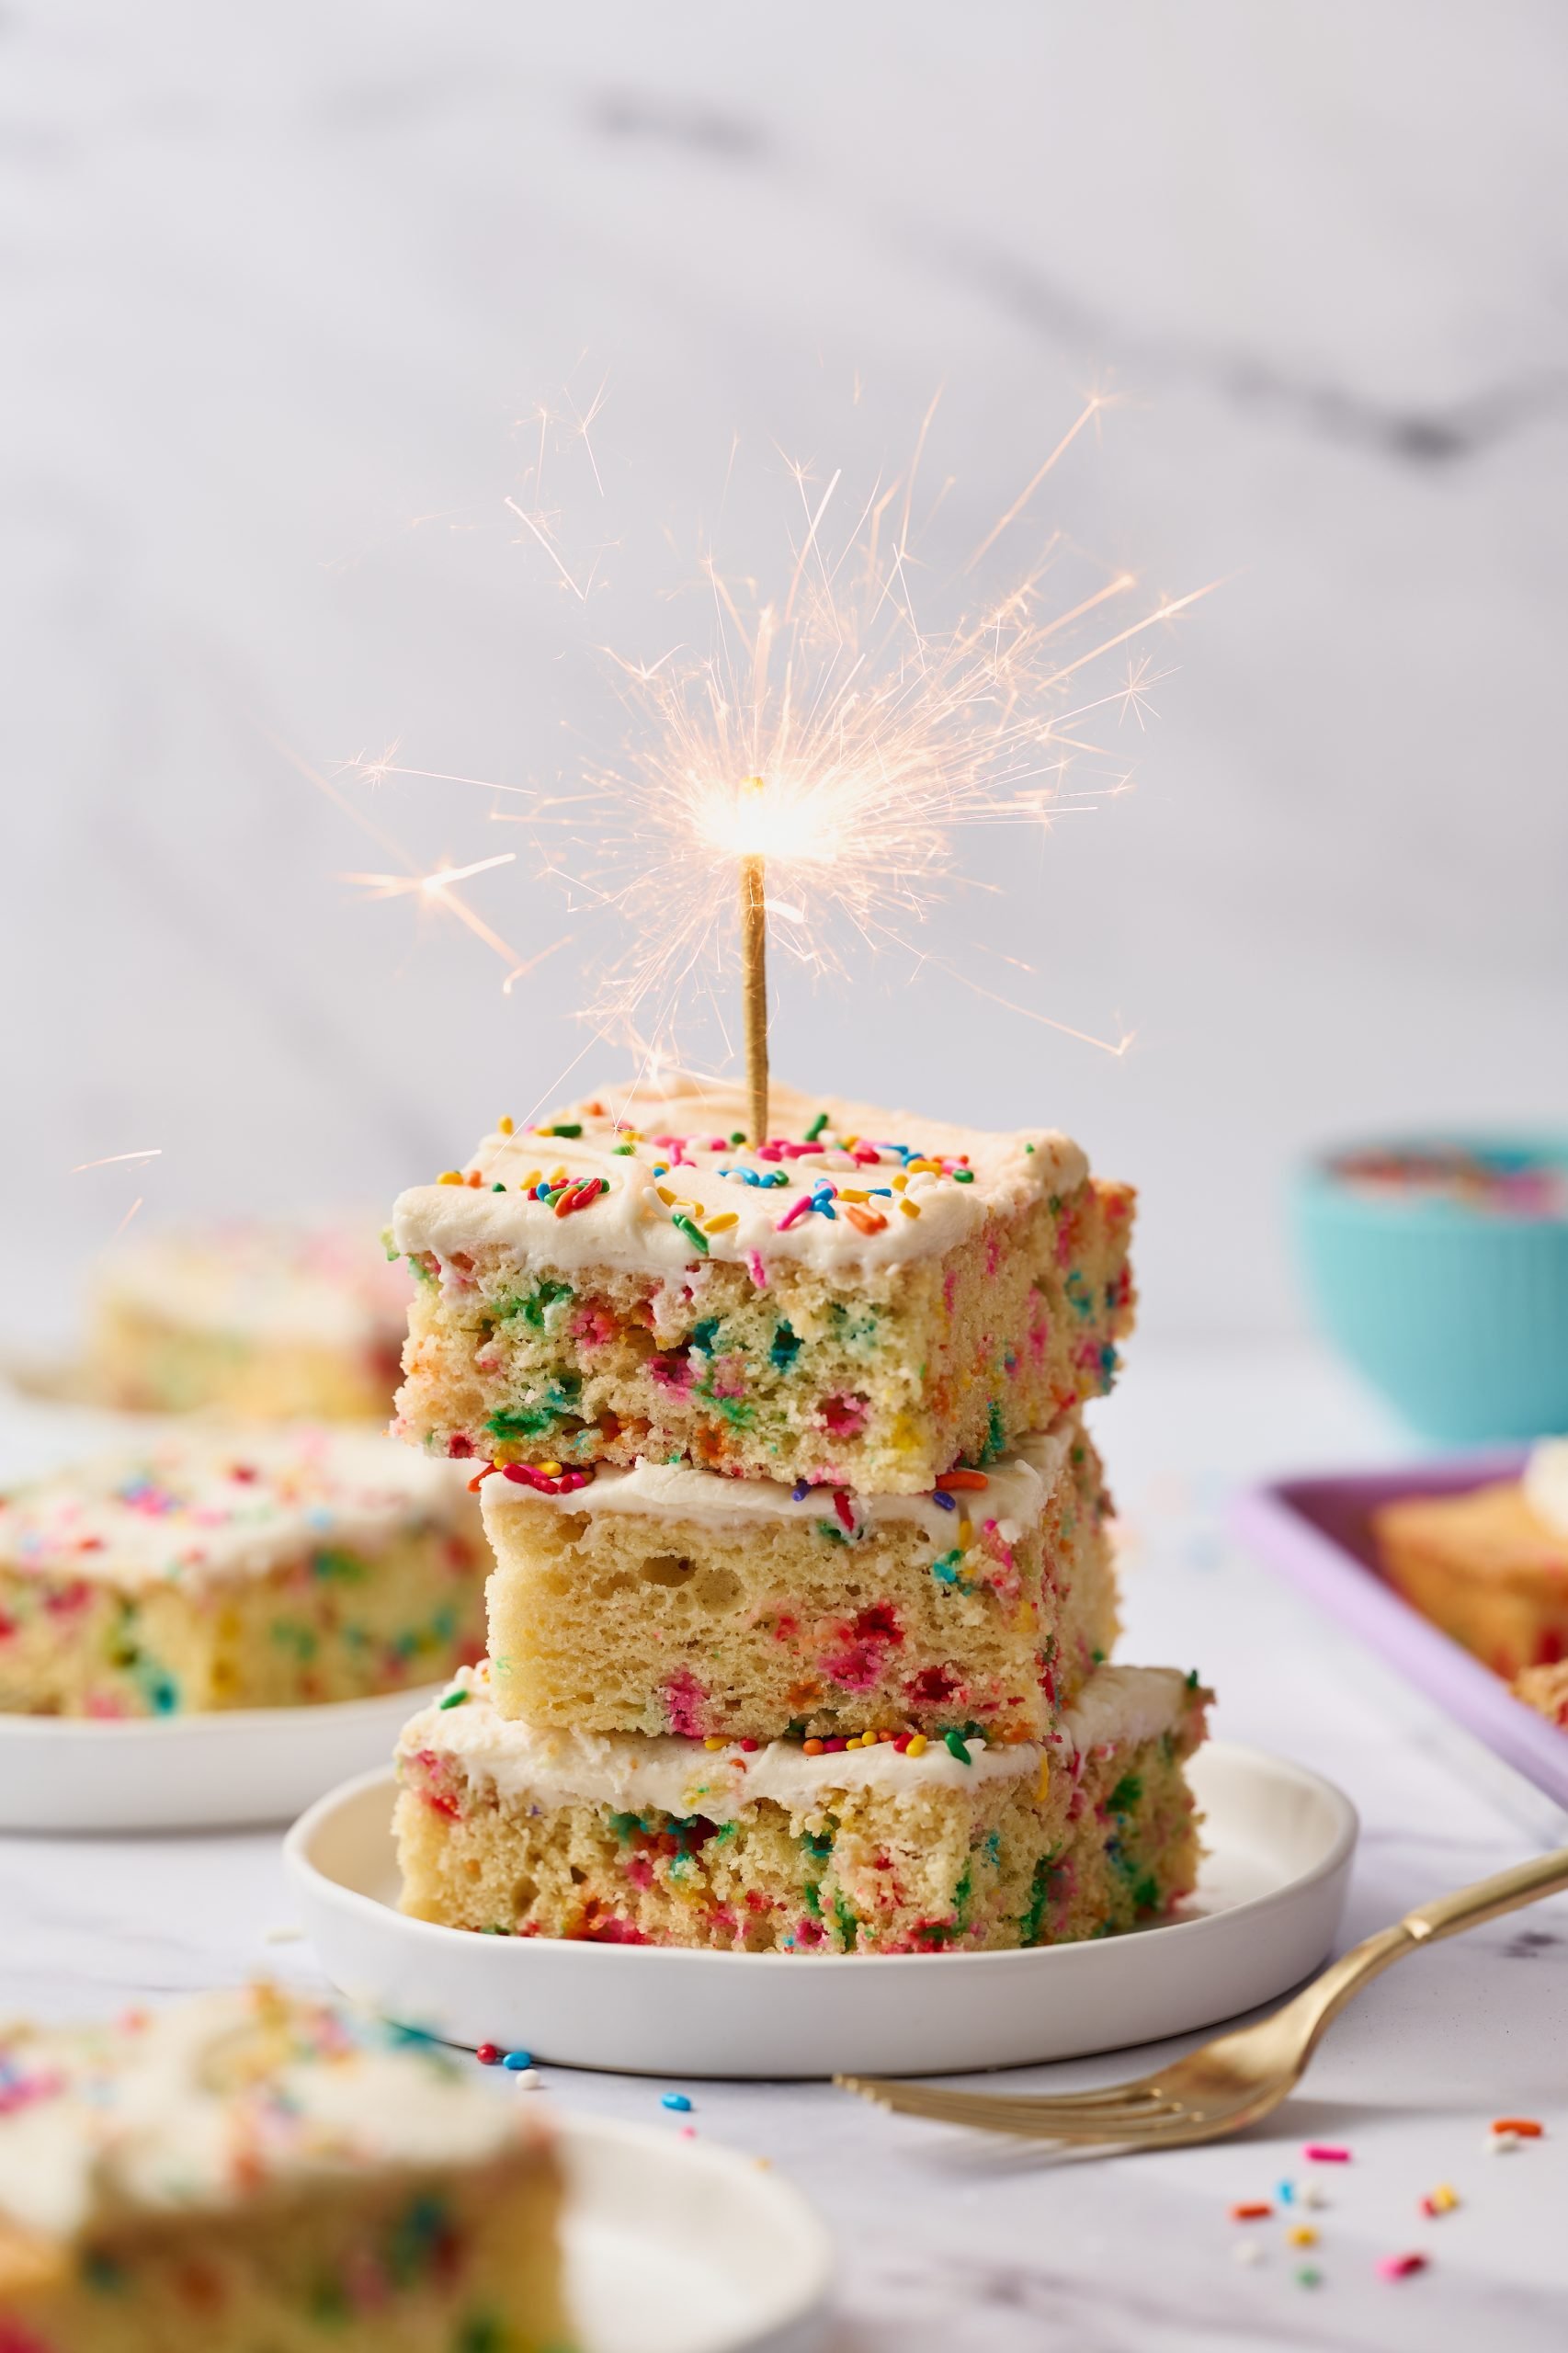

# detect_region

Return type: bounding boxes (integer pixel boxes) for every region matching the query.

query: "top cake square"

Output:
[391,1072,1135,1495]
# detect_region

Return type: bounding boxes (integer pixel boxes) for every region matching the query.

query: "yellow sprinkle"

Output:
[905,1734,928,1758]
[1036,1756,1051,1802]
[437,1170,464,1185]
[839,1188,869,1203]
[704,1212,739,1233]
[892,1172,908,1191]
[1430,2183,1459,2211]
[906,1157,940,1175]
[537,1462,562,1477]
[842,1134,858,1148]
[550,1165,567,1186]
[1287,2225,1319,2247]
[899,1198,922,1219]
[521,1169,542,1190]
[958,1518,972,1546]
[497,1114,515,1135]
[655,1187,677,1207]
[703,1736,725,1751]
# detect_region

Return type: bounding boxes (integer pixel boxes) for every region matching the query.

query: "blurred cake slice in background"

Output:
[0,1426,483,1717]
[0,1984,572,2352]
[1373,1438,1568,1683]
[87,1218,410,1421]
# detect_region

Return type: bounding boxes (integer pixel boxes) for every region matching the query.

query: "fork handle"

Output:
[1401,1843,1568,1942]
[1287,1842,1568,2056]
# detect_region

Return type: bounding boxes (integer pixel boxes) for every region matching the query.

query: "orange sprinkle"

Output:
[936,1470,990,1492]
[1230,2202,1272,2222]
[844,1204,888,1236]
[802,1738,824,1756]
[466,1169,484,1187]
[1492,2118,1543,2137]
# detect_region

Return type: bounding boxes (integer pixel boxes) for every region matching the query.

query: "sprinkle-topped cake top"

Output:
[0,1986,535,2256]
[97,1218,410,1346]
[392,1071,1093,1276]
[0,1428,467,1590]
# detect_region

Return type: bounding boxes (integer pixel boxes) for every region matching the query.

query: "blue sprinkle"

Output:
[931,1491,957,1512]
[1278,2179,1296,2203]
[662,2092,692,2112]
[868,1187,893,1198]
[790,1479,812,1502]
[502,2050,534,2071]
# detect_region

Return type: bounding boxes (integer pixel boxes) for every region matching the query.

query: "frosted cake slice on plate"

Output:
[0,1427,483,1718]
[0,1984,571,2351]
[395,1660,1207,1955]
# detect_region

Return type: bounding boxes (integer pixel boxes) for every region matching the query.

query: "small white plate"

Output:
[0,1686,442,1834]
[284,1742,1357,2077]
[561,2114,830,2353]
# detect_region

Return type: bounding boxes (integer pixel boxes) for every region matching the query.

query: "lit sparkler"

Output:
[344,392,1217,1115]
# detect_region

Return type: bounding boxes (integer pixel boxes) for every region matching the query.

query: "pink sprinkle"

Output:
[678,2124,698,2139]
[1303,2143,1352,2163]
[777,1195,813,1232]
[1377,2253,1427,2281]
[746,1250,767,1289]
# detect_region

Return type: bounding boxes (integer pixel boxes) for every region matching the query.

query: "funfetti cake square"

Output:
[480,1415,1118,1742]
[391,1072,1135,1495]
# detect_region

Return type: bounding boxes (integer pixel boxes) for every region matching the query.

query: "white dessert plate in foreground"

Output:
[285,1741,1357,2077]
[560,2114,830,2353]
[0,1685,443,1834]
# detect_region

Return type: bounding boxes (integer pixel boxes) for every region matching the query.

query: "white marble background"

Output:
[5,2,1568,1348]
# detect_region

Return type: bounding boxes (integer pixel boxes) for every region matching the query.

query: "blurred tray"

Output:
[1233,1450,1568,1811]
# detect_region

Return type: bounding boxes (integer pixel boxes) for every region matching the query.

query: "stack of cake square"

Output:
[389,1074,1210,1954]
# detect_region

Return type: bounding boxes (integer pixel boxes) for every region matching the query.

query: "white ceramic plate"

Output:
[0,1686,442,1834]
[284,1741,1357,2077]
[561,2114,831,2353]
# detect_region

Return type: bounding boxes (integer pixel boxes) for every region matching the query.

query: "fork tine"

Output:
[835,2076,1187,2132]
[836,2081,1185,2143]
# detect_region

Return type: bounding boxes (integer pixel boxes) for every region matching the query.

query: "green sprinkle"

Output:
[802,1880,823,1918]
[438,1688,471,1711]
[804,1110,830,1142]
[1131,1873,1159,1911]
[1294,2267,1322,2290]
[491,1182,506,1192]
[1024,1142,1036,1154]
[833,1893,858,1949]
[690,1317,721,1354]
[769,1321,802,1371]
[544,1122,583,1137]
[931,1549,963,1586]
[614,1143,635,1154]
[1108,1773,1142,1813]
[952,1166,974,1183]
[943,1730,972,1766]
[671,1211,710,1256]
[981,1401,1006,1462]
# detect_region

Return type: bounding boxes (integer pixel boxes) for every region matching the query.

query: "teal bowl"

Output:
[1294,1136,1568,1443]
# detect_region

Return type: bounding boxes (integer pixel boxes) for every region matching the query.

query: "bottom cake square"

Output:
[395,1661,1209,1955]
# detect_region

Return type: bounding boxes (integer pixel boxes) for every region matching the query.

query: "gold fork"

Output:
[837,1844,1568,2149]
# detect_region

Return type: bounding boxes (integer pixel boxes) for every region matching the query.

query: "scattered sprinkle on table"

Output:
[1303,2143,1351,2163]
[662,2092,692,2112]
[1294,2266,1323,2289]
[1230,2202,1272,2222]
[501,2049,533,2071]
[476,2043,501,2066]
[1492,2116,1543,2136]
[1377,2252,1428,2281]
[1287,2225,1319,2248]
[1232,2242,1264,2268]
[1420,2184,1460,2217]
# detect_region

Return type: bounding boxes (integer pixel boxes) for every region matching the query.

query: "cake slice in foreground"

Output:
[391,1073,1134,1496]
[480,1416,1118,1741]
[89,1217,411,1420]
[0,1427,484,1717]
[0,1984,572,2352]
[396,1660,1207,1955]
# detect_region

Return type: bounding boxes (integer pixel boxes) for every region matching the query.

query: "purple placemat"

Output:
[1232,1450,1568,1811]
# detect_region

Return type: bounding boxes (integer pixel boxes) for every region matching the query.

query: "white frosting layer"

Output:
[0,1428,471,1590]
[480,1426,1068,1547]
[392,1071,1087,1277]
[96,1219,410,1347]
[1525,1438,1568,1540]
[399,1662,1192,1821]
[0,1987,535,2245]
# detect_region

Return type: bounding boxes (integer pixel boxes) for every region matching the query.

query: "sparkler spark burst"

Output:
[342,391,1217,1067]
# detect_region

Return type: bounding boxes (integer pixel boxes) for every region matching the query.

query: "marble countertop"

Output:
[4,1346,1566,2350]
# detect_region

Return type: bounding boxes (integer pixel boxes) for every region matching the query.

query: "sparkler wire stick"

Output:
[739,776,769,1143]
